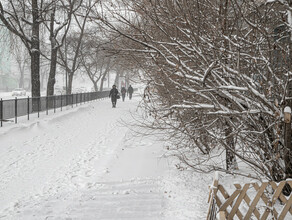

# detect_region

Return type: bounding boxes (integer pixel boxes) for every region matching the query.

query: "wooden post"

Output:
[284,81,292,195]
[218,211,226,220]
[285,1,292,194]
[207,172,219,220]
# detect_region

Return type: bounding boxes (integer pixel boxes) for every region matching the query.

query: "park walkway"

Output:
[0,96,171,219]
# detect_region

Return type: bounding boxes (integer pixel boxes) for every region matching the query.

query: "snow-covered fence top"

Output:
[0,91,110,127]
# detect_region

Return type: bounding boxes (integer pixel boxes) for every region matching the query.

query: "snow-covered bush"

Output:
[102,0,292,182]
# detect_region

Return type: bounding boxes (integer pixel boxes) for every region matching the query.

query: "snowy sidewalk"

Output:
[0,96,209,219]
[0,97,167,219]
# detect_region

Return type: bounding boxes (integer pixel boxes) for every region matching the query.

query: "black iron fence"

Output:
[0,91,110,127]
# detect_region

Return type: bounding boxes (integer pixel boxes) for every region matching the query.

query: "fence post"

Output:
[218,211,226,220]
[207,172,219,220]
[27,96,30,120]
[72,94,73,108]
[54,95,56,113]
[0,98,3,127]
[15,97,17,124]
[76,94,77,106]
[61,94,63,111]
[46,96,48,115]
[38,97,40,118]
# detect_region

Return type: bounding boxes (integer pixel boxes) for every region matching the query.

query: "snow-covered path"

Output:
[0,96,210,219]
[0,97,171,219]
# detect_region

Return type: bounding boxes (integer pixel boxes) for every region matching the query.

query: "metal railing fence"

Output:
[0,91,109,127]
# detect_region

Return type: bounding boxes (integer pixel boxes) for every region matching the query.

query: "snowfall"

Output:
[0,91,211,220]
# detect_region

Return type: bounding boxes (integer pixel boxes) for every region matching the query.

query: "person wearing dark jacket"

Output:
[109,85,119,108]
[121,86,127,101]
[127,85,134,100]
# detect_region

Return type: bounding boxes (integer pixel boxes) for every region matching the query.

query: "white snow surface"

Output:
[0,96,209,219]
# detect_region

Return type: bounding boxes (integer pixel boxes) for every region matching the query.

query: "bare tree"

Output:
[78,30,117,92]
[9,36,30,89]
[0,0,44,99]
[42,0,82,96]
[80,46,113,92]
[98,0,292,182]
[58,0,98,94]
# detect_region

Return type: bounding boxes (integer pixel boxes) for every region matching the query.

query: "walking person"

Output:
[109,85,119,108]
[121,86,127,101]
[127,85,134,100]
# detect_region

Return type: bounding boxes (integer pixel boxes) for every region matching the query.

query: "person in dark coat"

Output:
[121,86,127,101]
[127,85,134,100]
[109,85,119,108]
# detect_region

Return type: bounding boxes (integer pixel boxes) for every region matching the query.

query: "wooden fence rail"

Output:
[207,172,292,220]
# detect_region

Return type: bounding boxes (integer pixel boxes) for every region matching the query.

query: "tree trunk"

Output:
[93,81,98,92]
[31,0,41,112]
[100,77,105,91]
[220,0,237,170]
[31,0,40,98]
[47,5,57,97]
[47,48,58,96]
[17,56,26,88]
[225,123,238,170]
[19,70,24,88]
[114,71,120,89]
[68,73,73,95]
[40,69,46,91]
[125,73,130,88]
[100,71,108,91]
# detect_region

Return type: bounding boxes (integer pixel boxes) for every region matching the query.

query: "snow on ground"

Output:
[0,92,21,100]
[0,95,210,219]
[0,91,38,100]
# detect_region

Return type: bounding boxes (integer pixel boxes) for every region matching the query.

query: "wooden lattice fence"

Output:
[207,172,292,220]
